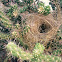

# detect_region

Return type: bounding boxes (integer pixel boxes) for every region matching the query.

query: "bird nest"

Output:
[21,13,59,51]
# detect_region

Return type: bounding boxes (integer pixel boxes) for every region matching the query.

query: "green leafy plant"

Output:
[21,26,30,36]
[1,0,11,7]
[20,6,28,13]
[38,2,51,15]
[19,0,38,13]
[6,42,61,62]
[6,5,18,17]
[0,11,12,29]
[15,0,33,7]
[52,49,62,56]
[0,10,25,47]
[6,5,22,24]
[0,10,30,50]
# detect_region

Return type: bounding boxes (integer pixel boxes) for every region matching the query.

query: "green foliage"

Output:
[38,2,51,15]
[0,32,10,40]
[20,19,30,36]
[15,0,33,7]
[2,0,37,13]
[21,26,30,36]
[0,10,24,47]
[1,0,11,7]
[39,3,45,7]
[52,50,62,56]
[6,5,22,24]
[20,6,28,13]
[6,42,61,62]
[6,5,18,17]
[6,42,33,60]
[43,6,51,15]
[19,0,37,13]
[0,9,30,50]
[33,43,45,55]
[31,54,61,62]
[51,41,62,50]
[30,5,38,12]
[0,11,12,29]
[0,10,12,40]
[46,39,62,55]
[23,0,33,6]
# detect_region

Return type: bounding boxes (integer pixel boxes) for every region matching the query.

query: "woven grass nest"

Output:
[21,13,60,51]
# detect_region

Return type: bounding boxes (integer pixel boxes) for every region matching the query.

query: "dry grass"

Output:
[21,13,61,51]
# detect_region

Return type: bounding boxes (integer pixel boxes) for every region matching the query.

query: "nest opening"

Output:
[38,23,52,33]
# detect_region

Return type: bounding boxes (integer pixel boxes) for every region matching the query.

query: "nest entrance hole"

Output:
[39,22,52,33]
